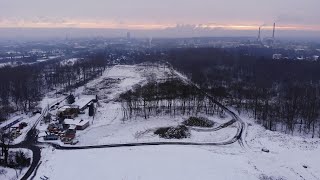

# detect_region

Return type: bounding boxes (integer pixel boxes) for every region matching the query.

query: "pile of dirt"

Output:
[154,125,190,139]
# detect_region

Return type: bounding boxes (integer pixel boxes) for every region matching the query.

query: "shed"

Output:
[63,119,90,130]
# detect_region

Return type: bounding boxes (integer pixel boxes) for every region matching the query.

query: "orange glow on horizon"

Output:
[0,19,319,31]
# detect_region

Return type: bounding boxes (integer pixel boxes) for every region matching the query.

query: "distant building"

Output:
[127,32,131,40]
[272,54,282,60]
[296,56,305,61]
[312,55,319,61]
[148,37,153,48]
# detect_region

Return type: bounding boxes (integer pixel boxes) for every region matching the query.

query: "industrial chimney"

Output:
[272,23,276,40]
[257,27,261,42]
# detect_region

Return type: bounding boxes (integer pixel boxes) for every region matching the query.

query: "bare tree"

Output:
[0,130,12,165]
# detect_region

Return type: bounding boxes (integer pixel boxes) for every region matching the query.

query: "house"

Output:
[312,55,319,61]
[57,105,80,119]
[63,118,90,130]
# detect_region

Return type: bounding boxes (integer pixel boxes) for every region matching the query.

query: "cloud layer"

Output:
[1,0,319,29]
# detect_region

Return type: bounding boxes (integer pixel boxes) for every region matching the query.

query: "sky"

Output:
[0,0,319,38]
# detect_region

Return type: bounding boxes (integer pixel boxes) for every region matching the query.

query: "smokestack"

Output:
[258,27,261,42]
[272,23,276,39]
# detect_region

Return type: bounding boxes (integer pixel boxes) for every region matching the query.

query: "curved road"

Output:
[171,67,248,148]
[9,99,60,180]
[9,67,248,180]
[47,117,242,150]
[10,125,42,180]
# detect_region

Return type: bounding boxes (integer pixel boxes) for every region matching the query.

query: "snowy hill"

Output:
[3,64,320,180]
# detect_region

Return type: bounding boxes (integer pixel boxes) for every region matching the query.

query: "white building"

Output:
[64,119,90,130]
[272,54,282,60]
[312,55,319,61]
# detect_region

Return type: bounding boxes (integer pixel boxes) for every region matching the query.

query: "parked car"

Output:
[44,134,59,141]
[32,108,42,115]
[19,122,28,129]
[262,148,270,153]
[71,140,79,145]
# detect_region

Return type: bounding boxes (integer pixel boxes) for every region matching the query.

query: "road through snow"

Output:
[8,65,249,180]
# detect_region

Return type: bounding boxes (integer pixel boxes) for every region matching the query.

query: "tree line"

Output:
[165,48,320,137]
[120,80,225,120]
[0,54,107,121]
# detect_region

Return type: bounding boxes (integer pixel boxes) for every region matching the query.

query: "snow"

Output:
[73,95,95,109]
[74,115,237,145]
[12,114,41,144]
[30,64,320,180]
[0,114,41,145]
[78,64,173,100]
[0,116,24,130]
[60,58,79,66]
[36,65,173,145]
[39,96,66,110]
[0,148,32,180]
[34,146,258,180]
[0,62,11,68]
[42,64,236,146]
[34,132,320,180]
[64,118,89,127]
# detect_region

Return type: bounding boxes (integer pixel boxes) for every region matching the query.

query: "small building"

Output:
[57,105,80,119]
[272,54,282,60]
[63,119,90,130]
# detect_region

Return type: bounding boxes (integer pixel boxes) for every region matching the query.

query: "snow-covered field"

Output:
[41,64,236,146]
[29,64,320,180]
[33,117,320,180]
[35,145,256,180]
[75,114,237,145]
[34,126,320,180]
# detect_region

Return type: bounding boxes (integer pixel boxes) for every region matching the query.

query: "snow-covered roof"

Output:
[68,124,77,130]
[73,95,96,109]
[58,105,79,111]
[64,119,89,126]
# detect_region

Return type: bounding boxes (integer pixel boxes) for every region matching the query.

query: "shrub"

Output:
[154,125,190,139]
[182,117,214,128]
[15,151,30,168]
[259,174,286,180]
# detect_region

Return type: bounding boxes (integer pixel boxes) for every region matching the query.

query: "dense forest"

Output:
[165,48,320,137]
[2,46,320,138]
[0,54,107,121]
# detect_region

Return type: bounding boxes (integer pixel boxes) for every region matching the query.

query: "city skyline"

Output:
[1,0,319,39]
[1,0,319,31]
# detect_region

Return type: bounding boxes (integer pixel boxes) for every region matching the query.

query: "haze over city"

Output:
[0,0,319,39]
[1,1,320,180]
